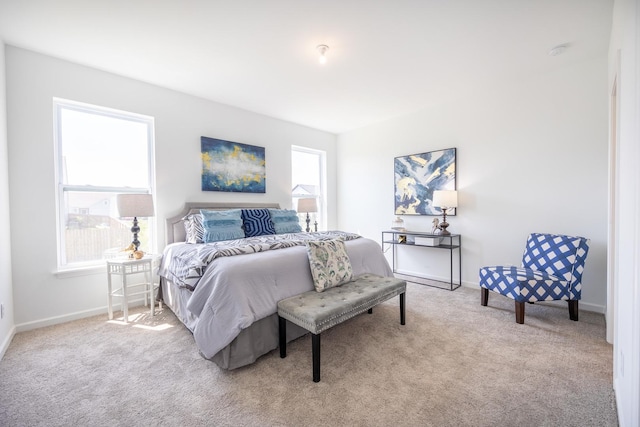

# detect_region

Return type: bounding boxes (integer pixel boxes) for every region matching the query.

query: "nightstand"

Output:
[106,255,161,322]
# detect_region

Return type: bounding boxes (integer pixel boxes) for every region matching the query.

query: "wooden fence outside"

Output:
[65,228,134,263]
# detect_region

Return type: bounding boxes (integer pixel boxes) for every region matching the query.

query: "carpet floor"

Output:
[0,283,617,426]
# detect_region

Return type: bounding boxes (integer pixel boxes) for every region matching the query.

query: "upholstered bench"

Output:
[277,273,406,382]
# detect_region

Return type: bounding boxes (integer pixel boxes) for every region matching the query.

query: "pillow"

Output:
[269,209,303,234]
[201,209,245,243]
[306,239,354,292]
[241,209,276,237]
[182,213,204,244]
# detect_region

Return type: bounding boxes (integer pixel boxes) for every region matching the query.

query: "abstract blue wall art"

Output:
[394,148,456,215]
[201,137,266,193]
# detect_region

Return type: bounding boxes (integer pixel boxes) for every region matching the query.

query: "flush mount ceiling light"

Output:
[548,43,568,56]
[317,44,329,64]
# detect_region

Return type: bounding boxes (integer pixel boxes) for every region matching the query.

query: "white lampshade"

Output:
[432,190,458,209]
[297,198,318,213]
[117,194,155,218]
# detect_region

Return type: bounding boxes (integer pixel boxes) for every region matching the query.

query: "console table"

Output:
[381,230,461,291]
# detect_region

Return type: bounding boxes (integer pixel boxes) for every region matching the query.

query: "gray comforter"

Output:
[158,233,393,359]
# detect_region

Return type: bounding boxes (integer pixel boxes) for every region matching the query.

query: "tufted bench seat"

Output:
[277,273,406,382]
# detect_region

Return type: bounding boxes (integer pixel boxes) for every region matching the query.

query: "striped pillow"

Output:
[241,209,276,237]
[183,213,204,244]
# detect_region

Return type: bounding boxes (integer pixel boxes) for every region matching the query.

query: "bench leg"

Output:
[279,316,287,358]
[312,333,321,382]
[400,292,406,325]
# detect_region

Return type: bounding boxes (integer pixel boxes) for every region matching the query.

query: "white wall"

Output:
[5,46,337,329]
[337,56,609,313]
[609,0,640,425]
[0,41,16,358]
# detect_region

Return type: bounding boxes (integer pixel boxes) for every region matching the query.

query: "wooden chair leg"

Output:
[515,301,525,324]
[481,288,489,306]
[568,300,579,321]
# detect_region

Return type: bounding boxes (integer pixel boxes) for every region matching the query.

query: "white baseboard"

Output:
[458,282,606,314]
[15,297,149,333]
[396,270,607,315]
[394,268,455,285]
[0,325,16,361]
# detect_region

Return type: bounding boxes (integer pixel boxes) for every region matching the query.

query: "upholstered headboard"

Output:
[166,202,281,244]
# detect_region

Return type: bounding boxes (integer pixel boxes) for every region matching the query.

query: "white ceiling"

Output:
[0,0,613,134]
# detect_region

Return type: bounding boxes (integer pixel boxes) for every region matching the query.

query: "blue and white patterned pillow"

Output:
[241,209,276,237]
[201,209,245,243]
[269,209,302,234]
[306,239,353,292]
[183,213,204,244]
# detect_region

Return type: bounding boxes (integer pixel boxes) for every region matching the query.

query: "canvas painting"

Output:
[201,137,266,193]
[394,148,456,215]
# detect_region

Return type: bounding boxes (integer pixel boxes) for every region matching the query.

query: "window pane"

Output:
[62,191,152,264]
[292,150,320,188]
[60,108,149,187]
[292,147,325,231]
[55,99,155,268]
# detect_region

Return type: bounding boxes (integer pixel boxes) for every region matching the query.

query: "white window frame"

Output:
[53,98,156,271]
[292,145,327,231]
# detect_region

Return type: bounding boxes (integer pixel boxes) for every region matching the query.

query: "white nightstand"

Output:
[106,255,162,322]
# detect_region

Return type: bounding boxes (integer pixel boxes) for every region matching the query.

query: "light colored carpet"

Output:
[0,283,617,427]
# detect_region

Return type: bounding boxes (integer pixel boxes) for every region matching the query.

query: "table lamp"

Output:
[432,190,458,235]
[117,193,155,252]
[297,198,318,232]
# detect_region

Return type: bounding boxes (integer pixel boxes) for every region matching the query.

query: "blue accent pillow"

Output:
[241,209,276,237]
[269,209,303,234]
[201,209,245,243]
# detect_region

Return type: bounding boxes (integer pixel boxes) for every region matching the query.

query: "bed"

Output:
[158,202,394,369]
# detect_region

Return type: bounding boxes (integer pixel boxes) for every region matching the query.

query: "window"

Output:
[291,146,326,231]
[54,99,155,269]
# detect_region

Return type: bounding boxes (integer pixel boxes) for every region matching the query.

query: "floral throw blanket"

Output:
[160,231,361,291]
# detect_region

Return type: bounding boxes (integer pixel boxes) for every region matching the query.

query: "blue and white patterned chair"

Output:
[479,233,590,324]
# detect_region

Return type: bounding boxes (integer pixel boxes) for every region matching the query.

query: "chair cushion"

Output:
[479,265,571,303]
[521,233,582,283]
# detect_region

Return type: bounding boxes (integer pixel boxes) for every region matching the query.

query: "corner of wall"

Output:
[0,39,16,358]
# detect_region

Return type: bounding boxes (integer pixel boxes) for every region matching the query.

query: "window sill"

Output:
[54,264,106,279]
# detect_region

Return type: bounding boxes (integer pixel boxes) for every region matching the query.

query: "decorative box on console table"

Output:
[414,236,442,246]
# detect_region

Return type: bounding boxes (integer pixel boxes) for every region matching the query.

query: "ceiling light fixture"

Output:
[317,44,329,65]
[548,44,568,56]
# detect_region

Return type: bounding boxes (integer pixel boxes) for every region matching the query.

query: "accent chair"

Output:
[479,233,590,324]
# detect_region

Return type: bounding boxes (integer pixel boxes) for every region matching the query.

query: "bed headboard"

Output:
[166,202,281,244]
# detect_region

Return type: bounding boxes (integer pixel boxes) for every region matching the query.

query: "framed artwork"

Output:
[201,136,266,193]
[394,147,456,215]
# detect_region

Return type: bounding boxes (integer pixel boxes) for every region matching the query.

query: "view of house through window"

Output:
[54,99,155,268]
[291,146,326,231]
